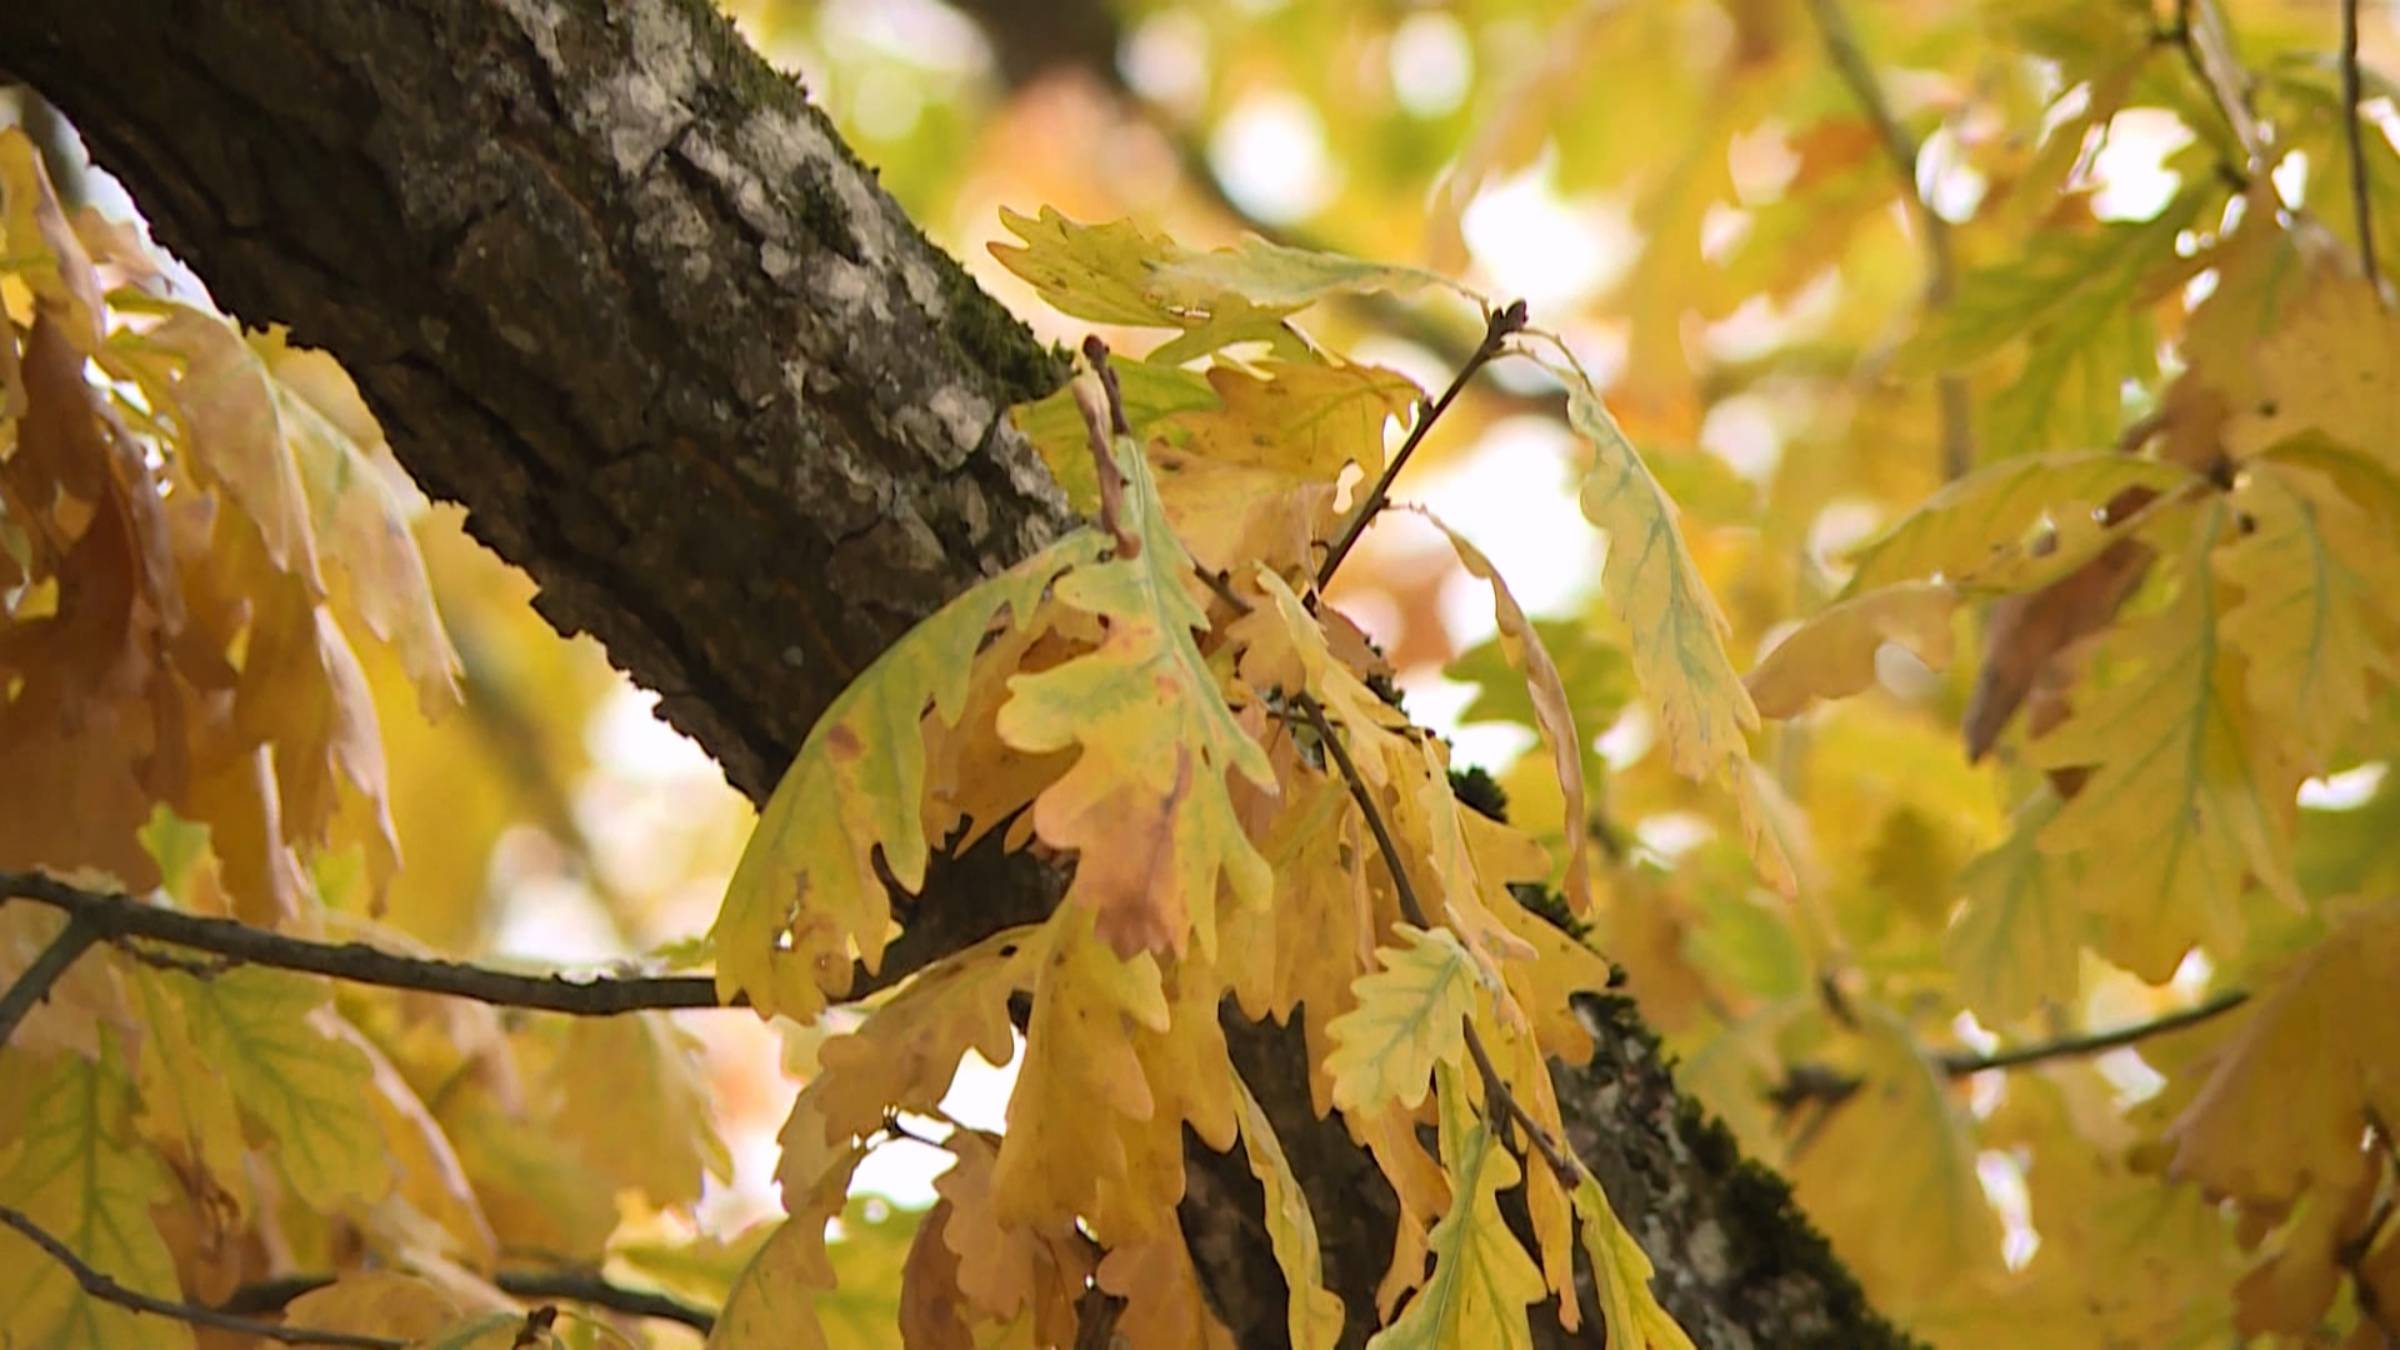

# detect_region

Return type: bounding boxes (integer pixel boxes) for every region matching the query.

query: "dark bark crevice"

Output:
[3,3,1907,1345]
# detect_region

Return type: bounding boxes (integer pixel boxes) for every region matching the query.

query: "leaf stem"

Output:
[0,1205,403,1348]
[2341,0,2383,294]
[1314,299,1529,594]
[0,908,100,1050]
[1804,0,1972,478]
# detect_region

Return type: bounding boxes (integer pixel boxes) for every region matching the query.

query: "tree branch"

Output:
[1774,988,2252,1108]
[0,1206,403,1349]
[0,870,726,1015]
[2342,0,2383,294]
[1294,694,1577,1186]
[493,1271,714,1332]
[1804,0,1973,479]
[1314,301,1527,593]
[0,909,101,1048]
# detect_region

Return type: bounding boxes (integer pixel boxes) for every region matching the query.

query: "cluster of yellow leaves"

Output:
[0,130,765,1348]
[710,215,1710,1345]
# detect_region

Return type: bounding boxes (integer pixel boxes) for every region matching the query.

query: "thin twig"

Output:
[1294,693,1579,1182]
[2174,0,2273,181]
[1313,300,1529,594]
[496,1271,714,1332]
[0,909,100,1049]
[1804,0,1972,478]
[0,1206,403,1348]
[2342,0,2383,294]
[0,870,771,1016]
[1772,988,2252,1107]
[220,1268,715,1332]
[1950,988,2249,1075]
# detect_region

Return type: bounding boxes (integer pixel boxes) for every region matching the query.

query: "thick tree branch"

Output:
[0,1206,403,1349]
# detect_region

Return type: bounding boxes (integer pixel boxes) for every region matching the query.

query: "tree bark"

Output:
[2,2,1905,1345]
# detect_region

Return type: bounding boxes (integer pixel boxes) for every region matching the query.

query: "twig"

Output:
[221,1268,716,1332]
[495,1271,714,1332]
[0,1206,403,1348]
[1313,300,1529,594]
[1804,0,1973,479]
[0,870,759,1016]
[2342,0,2383,294]
[1951,988,2249,1074]
[2173,0,2273,182]
[1772,988,2252,1106]
[0,910,100,1049]
[1294,693,1578,1183]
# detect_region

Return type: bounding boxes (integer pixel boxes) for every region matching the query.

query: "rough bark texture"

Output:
[4,1,1906,1345]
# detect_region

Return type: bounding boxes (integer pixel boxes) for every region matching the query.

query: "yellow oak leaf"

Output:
[988,208,1304,363]
[1944,792,2084,1026]
[1572,1169,1696,1350]
[112,303,321,585]
[0,1046,190,1350]
[938,1129,1093,1343]
[1171,358,1417,483]
[1232,1071,1347,1350]
[993,905,1170,1229]
[997,434,1273,959]
[1324,924,1483,1113]
[0,128,108,352]
[2167,899,2400,1207]
[1557,370,1792,893]
[776,927,1032,1201]
[710,1150,867,1350]
[282,1271,467,1340]
[1234,568,1413,789]
[249,328,462,713]
[2027,508,2301,980]
[326,1018,496,1271]
[2224,273,2400,470]
[1097,1230,1240,1350]
[2216,460,2395,769]
[1364,1064,1544,1350]
[716,530,1099,1022]
[554,1012,731,1210]
[125,962,250,1223]
[438,1085,619,1261]
[1152,234,1461,310]
[1012,358,1216,513]
[1842,451,2193,596]
[1788,1008,2001,1309]
[1421,513,1593,915]
[168,966,392,1210]
[1747,581,1958,719]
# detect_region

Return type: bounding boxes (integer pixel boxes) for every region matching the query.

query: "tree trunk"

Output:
[1,2,1904,1344]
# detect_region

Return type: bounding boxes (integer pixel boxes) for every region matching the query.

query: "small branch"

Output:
[2173,0,2273,182]
[1950,988,2249,1075]
[1295,693,1578,1183]
[1313,300,1529,594]
[0,1206,402,1348]
[1804,0,1972,478]
[0,909,101,1049]
[2342,0,2383,294]
[1773,989,2252,1106]
[495,1271,714,1332]
[1,870,731,1014]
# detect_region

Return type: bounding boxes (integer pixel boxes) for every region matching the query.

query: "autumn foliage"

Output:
[6,1,2400,1347]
